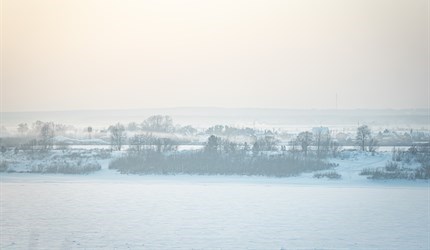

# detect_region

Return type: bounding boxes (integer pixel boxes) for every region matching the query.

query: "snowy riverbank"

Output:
[1,150,427,187]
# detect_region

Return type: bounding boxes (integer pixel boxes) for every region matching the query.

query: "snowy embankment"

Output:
[0,149,113,174]
[304,150,426,186]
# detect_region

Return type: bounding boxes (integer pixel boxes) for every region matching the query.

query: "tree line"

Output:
[109,134,334,177]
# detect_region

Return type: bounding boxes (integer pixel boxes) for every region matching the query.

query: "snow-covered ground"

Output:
[2,148,427,185]
[0,149,109,174]
[1,174,428,249]
[1,150,428,249]
[306,150,424,185]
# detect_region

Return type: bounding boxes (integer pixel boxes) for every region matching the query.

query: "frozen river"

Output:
[0,175,428,249]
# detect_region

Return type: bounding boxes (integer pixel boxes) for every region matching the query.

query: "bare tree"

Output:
[129,134,145,152]
[368,138,379,154]
[127,122,139,131]
[221,140,238,154]
[31,120,44,137]
[205,135,221,154]
[154,138,178,153]
[54,123,67,136]
[297,131,313,157]
[40,122,55,150]
[289,139,300,160]
[108,123,125,151]
[329,140,342,157]
[17,123,29,136]
[314,127,329,158]
[356,125,371,151]
[252,141,260,156]
[141,115,174,132]
[252,136,279,152]
[129,133,156,152]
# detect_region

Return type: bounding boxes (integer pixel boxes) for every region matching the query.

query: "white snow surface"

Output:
[1,150,429,249]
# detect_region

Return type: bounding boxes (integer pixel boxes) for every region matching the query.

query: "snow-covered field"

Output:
[1,150,428,249]
[1,174,428,249]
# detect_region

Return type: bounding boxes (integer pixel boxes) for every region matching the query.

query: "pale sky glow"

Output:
[2,0,429,111]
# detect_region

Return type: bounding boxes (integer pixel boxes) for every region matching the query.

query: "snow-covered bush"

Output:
[31,159,101,174]
[313,171,341,179]
[391,148,413,164]
[385,161,399,171]
[2,149,104,174]
[360,165,426,180]
[109,150,333,177]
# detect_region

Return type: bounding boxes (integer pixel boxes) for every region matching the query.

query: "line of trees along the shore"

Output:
[107,125,388,177]
[4,115,425,157]
[108,124,379,157]
[109,134,335,177]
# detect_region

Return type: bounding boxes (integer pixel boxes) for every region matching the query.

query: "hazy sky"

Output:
[2,0,429,111]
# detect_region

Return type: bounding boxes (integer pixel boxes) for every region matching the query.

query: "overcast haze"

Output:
[2,0,429,112]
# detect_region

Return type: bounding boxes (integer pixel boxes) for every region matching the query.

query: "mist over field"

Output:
[1,107,429,249]
[1,0,429,249]
[2,108,428,129]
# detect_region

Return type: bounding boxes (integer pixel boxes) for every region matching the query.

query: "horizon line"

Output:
[1,107,428,113]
